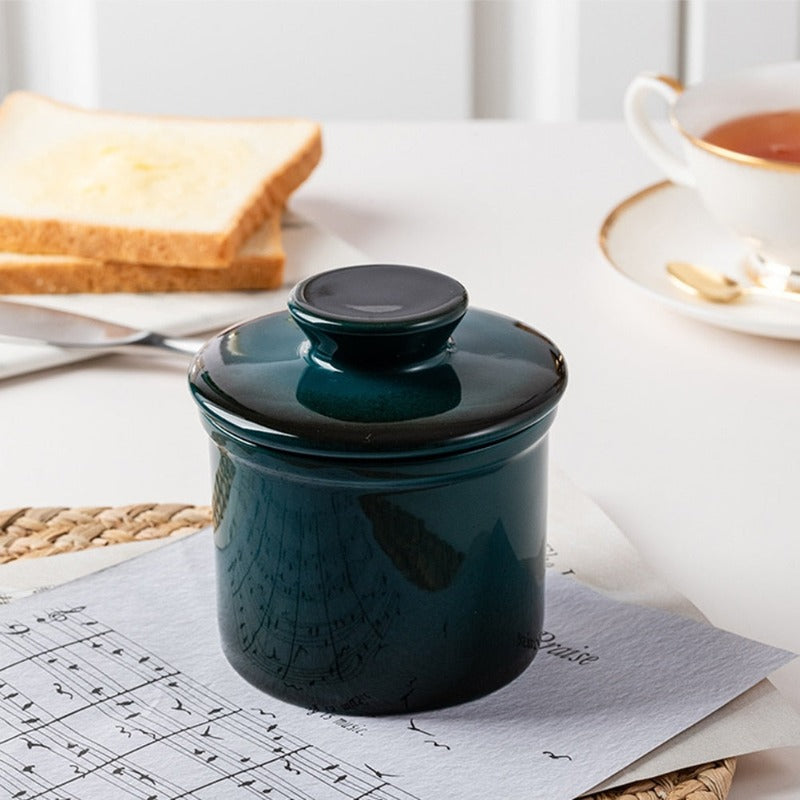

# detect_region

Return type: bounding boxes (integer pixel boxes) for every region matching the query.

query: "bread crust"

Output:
[0,250,284,294]
[0,217,285,294]
[0,93,322,268]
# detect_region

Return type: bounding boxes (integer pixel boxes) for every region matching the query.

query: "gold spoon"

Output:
[666,261,800,304]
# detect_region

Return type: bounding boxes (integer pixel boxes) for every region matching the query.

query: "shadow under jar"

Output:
[189,264,567,716]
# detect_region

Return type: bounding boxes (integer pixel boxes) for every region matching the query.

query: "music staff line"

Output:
[0,607,421,800]
[3,661,362,798]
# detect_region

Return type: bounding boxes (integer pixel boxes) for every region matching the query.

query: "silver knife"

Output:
[0,299,206,356]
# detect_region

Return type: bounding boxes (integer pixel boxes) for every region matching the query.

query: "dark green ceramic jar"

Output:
[189,265,567,715]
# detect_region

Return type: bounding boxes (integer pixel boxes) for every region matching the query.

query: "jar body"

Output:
[204,416,554,715]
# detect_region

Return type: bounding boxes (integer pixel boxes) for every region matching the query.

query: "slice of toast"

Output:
[0,92,321,267]
[0,215,284,294]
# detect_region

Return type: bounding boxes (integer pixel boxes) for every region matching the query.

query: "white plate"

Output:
[599,181,800,340]
[0,214,368,380]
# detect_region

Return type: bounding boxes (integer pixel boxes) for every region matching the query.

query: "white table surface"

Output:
[0,121,798,798]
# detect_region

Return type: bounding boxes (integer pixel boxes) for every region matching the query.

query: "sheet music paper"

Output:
[0,526,792,800]
[546,471,800,793]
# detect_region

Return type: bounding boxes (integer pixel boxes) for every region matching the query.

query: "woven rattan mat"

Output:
[0,503,736,800]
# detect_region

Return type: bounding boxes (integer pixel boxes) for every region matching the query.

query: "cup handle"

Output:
[624,73,695,187]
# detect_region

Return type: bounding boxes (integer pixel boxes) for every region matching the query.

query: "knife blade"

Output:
[0,299,205,355]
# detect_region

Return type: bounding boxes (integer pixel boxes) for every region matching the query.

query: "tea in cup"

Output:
[625,61,800,291]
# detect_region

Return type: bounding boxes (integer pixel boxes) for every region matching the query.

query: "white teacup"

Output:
[625,61,800,291]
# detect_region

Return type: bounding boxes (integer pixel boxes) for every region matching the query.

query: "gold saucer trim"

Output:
[599,181,800,294]
[596,181,800,340]
[598,180,672,273]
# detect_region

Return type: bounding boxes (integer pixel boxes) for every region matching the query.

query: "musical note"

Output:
[22,738,49,750]
[171,698,191,715]
[43,607,86,623]
[407,719,433,736]
[542,751,573,761]
[407,718,450,751]
[0,605,423,800]
[200,725,223,740]
[1,623,30,635]
[364,764,400,779]
[53,683,74,699]
[424,740,451,750]
[132,770,157,786]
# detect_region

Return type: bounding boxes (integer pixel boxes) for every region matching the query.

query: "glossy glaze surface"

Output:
[189,267,566,458]
[190,265,567,714]
[207,421,551,714]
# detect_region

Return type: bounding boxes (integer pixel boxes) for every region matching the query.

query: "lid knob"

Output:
[288,264,468,369]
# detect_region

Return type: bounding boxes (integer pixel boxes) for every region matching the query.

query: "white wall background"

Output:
[0,0,799,120]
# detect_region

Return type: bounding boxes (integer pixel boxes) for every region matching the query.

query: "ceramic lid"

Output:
[189,264,567,458]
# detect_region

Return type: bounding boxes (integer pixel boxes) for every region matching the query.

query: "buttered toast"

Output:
[0,214,285,294]
[0,92,321,268]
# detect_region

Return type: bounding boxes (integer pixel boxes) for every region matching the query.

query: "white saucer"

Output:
[599,181,800,340]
